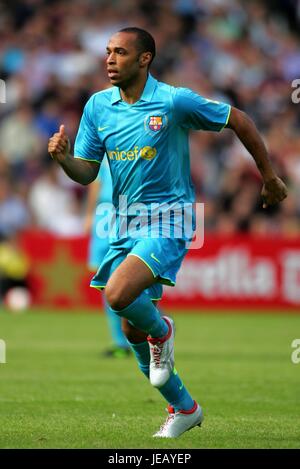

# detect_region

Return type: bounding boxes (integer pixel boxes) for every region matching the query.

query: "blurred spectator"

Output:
[28,161,84,236]
[0,102,42,177]
[0,175,30,238]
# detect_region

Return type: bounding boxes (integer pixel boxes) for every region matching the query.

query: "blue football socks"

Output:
[130,340,194,412]
[130,340,150,378]
[111,293,194,411]
[111,291,168,338]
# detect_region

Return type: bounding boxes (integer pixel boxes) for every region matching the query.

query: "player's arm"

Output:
[226,107,287,208]
[48,125,99,185]
[83,178,101,233]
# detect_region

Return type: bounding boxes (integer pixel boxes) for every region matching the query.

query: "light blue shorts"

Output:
[90,237,188,301]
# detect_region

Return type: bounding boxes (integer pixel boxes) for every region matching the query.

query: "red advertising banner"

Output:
[163,235,300,310]
[20,231,300,310]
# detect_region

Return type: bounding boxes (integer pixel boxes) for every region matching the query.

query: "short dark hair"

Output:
[118,27,156,66]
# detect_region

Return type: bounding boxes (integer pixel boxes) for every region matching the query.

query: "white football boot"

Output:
[153,401,203,438]
[148,316,175,388]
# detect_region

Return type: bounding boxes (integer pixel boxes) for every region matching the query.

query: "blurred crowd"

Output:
[1,0,300,242]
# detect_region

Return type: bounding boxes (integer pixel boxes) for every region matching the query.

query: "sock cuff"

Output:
[168,401,198,414]
[147,317,171,343]
[110,295,142,316]
[178,401,198,414]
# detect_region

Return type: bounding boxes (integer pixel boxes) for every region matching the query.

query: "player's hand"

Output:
[48,125,70,163]
[261,176,288,209]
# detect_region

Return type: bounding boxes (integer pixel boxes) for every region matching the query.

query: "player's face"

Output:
[106,32,144,87]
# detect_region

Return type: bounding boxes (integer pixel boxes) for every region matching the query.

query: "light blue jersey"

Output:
[74,74,230,212]
[75,74,231,290]
[96,157,113,205]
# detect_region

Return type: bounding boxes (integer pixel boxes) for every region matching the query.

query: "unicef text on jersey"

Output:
[94,196,204,250]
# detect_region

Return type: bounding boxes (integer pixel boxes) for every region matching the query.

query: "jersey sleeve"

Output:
[173,87,231,132]
[74,96,105,163]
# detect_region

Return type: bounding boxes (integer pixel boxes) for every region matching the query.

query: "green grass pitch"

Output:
[0,308,300,449]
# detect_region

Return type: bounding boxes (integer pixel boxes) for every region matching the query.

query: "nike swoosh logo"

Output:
[150,253,161,264]
[179,383,184,391]
[98,126,109,132]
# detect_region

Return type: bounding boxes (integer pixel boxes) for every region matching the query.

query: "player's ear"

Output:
[139,52,152,68]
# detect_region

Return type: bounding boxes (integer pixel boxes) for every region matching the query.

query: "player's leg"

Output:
[123,316,194,409]
[105,255,169,339]
[123,317,203,437]
[103,241,203,437]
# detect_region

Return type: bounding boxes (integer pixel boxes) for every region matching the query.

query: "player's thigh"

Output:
[105,255,156,310]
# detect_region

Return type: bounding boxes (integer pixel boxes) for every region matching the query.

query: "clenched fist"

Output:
[48,124,71,163]
[261,176,288,208]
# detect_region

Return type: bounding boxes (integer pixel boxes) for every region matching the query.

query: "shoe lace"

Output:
[159,409,175,433]
[152,343,163,366]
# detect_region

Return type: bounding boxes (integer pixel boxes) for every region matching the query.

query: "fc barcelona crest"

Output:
[149,116,163,131]
[144,113,168,134]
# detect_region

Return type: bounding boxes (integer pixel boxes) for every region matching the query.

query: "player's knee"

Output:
[105,284,129,311]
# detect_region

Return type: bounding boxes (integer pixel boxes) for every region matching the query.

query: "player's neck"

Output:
[120,73,148,104]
